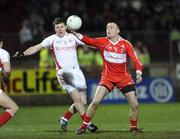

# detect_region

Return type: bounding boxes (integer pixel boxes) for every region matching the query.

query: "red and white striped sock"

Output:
[63,111,73,120]
[80,113,86,121]
[130,119,137,128]
[81,115,92,129]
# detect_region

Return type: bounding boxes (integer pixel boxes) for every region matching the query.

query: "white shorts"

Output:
[57,68,87,93]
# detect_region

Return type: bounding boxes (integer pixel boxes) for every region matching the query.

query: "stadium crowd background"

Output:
[0,0,180,78]
[0,0,180,32]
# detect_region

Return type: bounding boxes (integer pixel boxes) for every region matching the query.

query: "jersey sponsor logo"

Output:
[55,40,62,43]
[53,39,76,52]
[54,45,76,52]
[150,78,173,103]
[103,50,126,63]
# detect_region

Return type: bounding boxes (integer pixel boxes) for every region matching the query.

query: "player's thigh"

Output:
[73,69,87,89]
[92,86,109,104]
[0,90,17,109]
[56,70,66,87]
[56,71,76,93]
[57,69,73,84]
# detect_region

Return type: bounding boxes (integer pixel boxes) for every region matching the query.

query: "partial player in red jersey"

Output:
[71,20,144,134]
[0,33,19,127]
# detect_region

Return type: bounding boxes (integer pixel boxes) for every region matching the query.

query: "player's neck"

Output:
[109,35,120,43]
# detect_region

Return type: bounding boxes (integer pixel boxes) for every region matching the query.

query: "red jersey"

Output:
[81,36,143,82]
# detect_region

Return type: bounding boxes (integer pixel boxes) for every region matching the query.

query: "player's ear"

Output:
[0,41,3,48]
[65,25,70,33]
[117,28,120,34]
[65,25,68,29]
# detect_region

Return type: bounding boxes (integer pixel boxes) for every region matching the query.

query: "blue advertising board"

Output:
[87,77,175,104]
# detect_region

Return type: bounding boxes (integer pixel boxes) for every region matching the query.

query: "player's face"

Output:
[54,23,67,37]
[106,23,120,39]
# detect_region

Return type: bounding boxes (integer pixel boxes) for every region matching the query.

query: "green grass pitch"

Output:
[0,103,180,139]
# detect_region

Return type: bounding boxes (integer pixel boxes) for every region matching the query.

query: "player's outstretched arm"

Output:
[68,28,83,40]
[13,44,43,58]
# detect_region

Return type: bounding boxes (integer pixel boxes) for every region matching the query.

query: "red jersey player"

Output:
[71,20,143,134]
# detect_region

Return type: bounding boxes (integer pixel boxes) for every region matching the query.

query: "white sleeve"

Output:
[41,36,52,48]
[70,33,84,45]
[1,51,10,63]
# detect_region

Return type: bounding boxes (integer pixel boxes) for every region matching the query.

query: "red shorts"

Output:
[99,74,134,91]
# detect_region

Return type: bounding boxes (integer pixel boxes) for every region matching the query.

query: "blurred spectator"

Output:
[135,40,151,76]
[93,50,103,78]
[170,27,180,60]
[78,45,94,77]
[19,19,33,49]
[39,48,54,68]
[29,9,44,28]
[131,0,141,11]
[1,0,180,32]
[50,0,61,17]
[32,22,44,44]
[1,0,180,65]
[94,50,103,68]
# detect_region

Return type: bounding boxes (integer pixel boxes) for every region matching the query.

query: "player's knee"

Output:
[81,99,87,106]
[12,104,19,114]
[73,95,81,103]
[131,102,139,112]
[8,103,19,115]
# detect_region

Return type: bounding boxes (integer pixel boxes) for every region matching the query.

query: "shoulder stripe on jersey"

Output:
[50,40,62,69]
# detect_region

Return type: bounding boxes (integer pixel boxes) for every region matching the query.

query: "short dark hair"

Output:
[0,33,3,42]
[106,18,120,28]
[53,17,66,28]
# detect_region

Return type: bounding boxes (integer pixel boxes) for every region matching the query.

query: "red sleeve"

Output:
[124,40,143,72]
[81,36,105,49]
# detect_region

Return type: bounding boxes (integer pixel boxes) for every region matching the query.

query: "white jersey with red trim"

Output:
[41,33,84,70]
[0,48,10,69]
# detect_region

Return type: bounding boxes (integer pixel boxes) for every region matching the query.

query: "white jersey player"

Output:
[13,17,97,133]
[0,34,18,127]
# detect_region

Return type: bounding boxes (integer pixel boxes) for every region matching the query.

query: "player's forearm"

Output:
[73,31,98,47]
[125,42,143,73]
[129,52,143,73]
[132,60,143,73]
[23,44,42,56]
[2,71,9,81]
[128,54,143,73]
[81,36,99,47]
[1,66,10,85]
